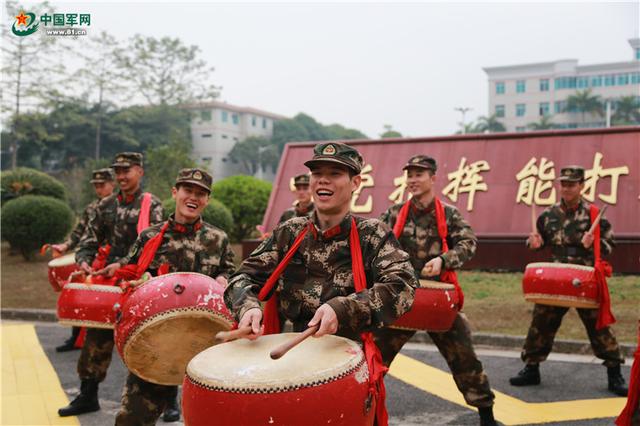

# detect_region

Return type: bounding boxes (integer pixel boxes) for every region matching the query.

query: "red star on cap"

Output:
[15,12,28,26]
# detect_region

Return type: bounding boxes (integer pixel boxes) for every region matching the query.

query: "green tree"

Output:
[1,167,68,205]
[527,115,556,131]
[271,119,311,153]
[475,114,506,133]
[115,34,220,106]
[324,123,368,140]
[212,175,272,242]
[565,89,603,125]
[144,142,198,200]
[455,122,481,135]
[612,96,640,126]
[380,124,402,138]
[227,136,279,175]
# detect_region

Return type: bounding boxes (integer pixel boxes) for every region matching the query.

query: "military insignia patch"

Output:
[193,170,203,180]
[117,156,125,163]
[322,144,336,155]
[412,157,421,163]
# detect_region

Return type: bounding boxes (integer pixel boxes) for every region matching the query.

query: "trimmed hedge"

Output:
[162,197,234,234]
[1,195,74,260]
[1,167,68,205]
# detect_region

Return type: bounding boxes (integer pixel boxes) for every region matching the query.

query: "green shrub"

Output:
[212,175,271,242]
[1,195,74,260]
[162,197,234,234]
[1,167,68,205]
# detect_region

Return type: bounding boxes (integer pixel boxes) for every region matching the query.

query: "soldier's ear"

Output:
[171,187,178,200]
[351,174,362,193]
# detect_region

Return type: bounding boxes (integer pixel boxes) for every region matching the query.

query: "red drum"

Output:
[391,280,460,331]
[183,334,375,426]
[115,272,233,386]
[47,253,79,291]
[57,283,123,328]
[522,262,599,309]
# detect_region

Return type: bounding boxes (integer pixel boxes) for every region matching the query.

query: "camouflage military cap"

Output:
[90,168,115,183]
[112,152,143,168]
[403,155,437,172]
[293,173,310,187]
[303,142,363,174]
[175,168,212,193]
[558,165,585,182]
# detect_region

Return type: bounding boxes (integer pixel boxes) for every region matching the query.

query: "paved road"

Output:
[35,323,631,426]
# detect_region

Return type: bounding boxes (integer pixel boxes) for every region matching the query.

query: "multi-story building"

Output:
[185,100,286,181]
[483,38,640,132]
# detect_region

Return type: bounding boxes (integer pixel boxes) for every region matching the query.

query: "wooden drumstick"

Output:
[270,325,319,360]
[215,326,253,343]
[588,205,608,234]
[531,204,538,235]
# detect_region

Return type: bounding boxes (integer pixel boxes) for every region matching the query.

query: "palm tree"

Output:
[455,122,481,134]
[612,96,640,125]
[475,114,506,133]
[564,89,603,125]
[527,115,555,131]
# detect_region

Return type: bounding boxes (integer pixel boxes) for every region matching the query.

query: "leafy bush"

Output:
[1,195,74,260]
[162,197,234,234]
[1,167,68,205]
[212,175,271,242]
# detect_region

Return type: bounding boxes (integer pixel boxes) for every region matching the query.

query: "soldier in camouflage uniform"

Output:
[113,168,235,426]
[225,142,415,356]
[509,166,628,397]
[377,155,496,426]
[278,173,315,223]
[51,168,116,352]
[59,153,164,418]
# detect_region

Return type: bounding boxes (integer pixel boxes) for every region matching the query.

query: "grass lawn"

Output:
[2,243,638,343]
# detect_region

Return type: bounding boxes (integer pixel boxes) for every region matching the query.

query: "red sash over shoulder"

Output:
[616,321,640,426]
[590,205,615,330]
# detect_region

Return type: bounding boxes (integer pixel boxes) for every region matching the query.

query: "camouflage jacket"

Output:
[278,202,315,223]
[533,199,614,266]
[64,199,100,250]
[224,213,416,337]
[119,215,236,278]
[76,188,164,265]
[380,198,477,273]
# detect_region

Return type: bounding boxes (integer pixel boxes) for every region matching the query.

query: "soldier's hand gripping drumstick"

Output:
[421,256,443,277]
[528,205,543,249]
[581,205,608,249]
[215,326,255,343]
[270,325,320,360]
[236,307,265,340]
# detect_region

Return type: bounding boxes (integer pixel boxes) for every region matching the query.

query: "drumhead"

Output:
[48,253,77,267]
[187,334,366,392]
[63,283,123,293]
[525,262,594,272]
[417,279,455,289]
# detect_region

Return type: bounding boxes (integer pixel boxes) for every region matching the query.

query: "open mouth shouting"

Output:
[185,201,199,212]
[315,188,334,201]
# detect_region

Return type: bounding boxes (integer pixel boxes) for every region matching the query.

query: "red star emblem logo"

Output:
[15,12,29,26]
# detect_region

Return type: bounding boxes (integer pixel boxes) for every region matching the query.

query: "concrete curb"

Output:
[2,308,636,358]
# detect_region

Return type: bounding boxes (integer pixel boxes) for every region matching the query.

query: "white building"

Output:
[483,39,640,132]
[185,101,286,181]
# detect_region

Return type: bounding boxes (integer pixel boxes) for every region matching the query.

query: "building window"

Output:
[495,105,505,118]
[200,110,212,121]
[515,126,526,133]
[591,75,603,87]
[516,80,526,93]
[202,156,212,162]
[201,134,212,138]
[222,134,228,139]
[495,82,505,94]
[232,114,239,125]
[636,48,640,60]
[554,101,563,114]
[617,73,629,86]
[539,102,549,116]
[555,77,576,90]
[221,111,228,122]
[604,74,615,86]
[252,116,256,126]
[631,72,640,85]
[516,104,526,117]
[577,76,589,89]
[262,118,268,129]
[539,79,549,92]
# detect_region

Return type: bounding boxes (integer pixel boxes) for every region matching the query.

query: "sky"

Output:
[5,1,639,138]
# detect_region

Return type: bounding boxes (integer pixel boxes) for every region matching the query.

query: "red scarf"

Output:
[137,192,152,234]
[590,205,615,329]
[393,198,464,309]
[616,321,640,426]
[259,217,389,425]
[115,222,170,281]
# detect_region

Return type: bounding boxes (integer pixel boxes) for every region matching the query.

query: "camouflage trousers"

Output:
[373,313,495,408]
[521,304,624,367]
[77,328,114,382]
[115,373,178,426]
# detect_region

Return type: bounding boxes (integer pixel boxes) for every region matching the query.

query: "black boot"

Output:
[56,327,80,352]
[58,379,100,417]
[509,363,540,386]
[607,365,628,397]
[162,389,180,422]
[478,406,497,426]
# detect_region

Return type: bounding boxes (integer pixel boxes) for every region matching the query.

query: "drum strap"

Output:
[590,205,615,329]
[615,321,640,426]
[137,192,152,234]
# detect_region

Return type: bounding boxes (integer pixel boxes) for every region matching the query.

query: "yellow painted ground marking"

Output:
[1,323,79,425]
[389,353,626,425]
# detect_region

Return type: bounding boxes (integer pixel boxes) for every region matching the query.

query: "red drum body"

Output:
[391,280,460,331]
[183,334,375,426]
[115,273,233,386]
[522,262,599,309]
[47,253,79,291]
[57,283,123,328]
